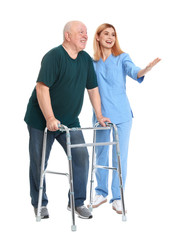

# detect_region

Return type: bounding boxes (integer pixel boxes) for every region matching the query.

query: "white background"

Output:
[1,0,178,239]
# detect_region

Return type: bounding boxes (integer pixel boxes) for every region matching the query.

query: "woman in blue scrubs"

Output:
[92,23,161,213]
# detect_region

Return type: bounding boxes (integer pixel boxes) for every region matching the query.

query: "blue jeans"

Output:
[27,126,89,208]
[95,120,132,203]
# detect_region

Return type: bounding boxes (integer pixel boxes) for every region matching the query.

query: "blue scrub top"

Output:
[93,53,144,124]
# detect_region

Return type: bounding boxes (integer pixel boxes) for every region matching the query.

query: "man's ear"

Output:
[65,32,71,41]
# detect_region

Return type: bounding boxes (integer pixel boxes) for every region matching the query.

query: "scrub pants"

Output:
[28,126,89,208]
[95,120,132,203]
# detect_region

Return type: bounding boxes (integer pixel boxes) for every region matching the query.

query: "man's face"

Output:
[69,22,88,52]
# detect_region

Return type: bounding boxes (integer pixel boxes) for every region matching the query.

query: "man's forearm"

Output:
[87,87,103,119]
[36,82,55,121]
[36,82,60,131]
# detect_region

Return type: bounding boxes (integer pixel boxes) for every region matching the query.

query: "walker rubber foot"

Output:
[88,206,93,212]
[122,215,127,222]
[71,225,77,231]
[36,216,41,222]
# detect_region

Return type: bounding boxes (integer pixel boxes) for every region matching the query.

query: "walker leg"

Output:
[66,130,77,231]
[36,128,48,222]
[88,129,97,211]
[118,155,127,222]
[113,124,127,222]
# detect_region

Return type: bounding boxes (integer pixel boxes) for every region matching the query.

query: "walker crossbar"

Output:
[46,170,69,177]
[36,122,126,232]
[70,141,117,148]
[59,126,111,132]
[94,165,118,171]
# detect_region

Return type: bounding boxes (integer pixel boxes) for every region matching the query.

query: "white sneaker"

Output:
[92,195,107,208]
[112,200,127,214]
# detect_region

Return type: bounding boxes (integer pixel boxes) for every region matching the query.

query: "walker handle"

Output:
[94,122,113,128]
[58,123,67,132]
[105,122,113,127]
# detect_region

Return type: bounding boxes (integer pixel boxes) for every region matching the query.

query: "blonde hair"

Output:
[93,23,124,61]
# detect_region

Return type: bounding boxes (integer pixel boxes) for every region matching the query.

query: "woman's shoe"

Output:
[91,195,107,208]
[112,200,127,214]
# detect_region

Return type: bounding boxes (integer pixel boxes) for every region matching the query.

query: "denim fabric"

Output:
[27,126,89,208]
[94,120,132,203]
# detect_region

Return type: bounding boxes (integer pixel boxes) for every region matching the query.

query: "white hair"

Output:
[63,21,85,41]
[63,21,72,40]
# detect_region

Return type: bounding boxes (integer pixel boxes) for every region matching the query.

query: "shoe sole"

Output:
[67,206,92,219]
[88,199,107,208]
[35,214,49,219]
[41,215,49,219]
[112,206,127,214]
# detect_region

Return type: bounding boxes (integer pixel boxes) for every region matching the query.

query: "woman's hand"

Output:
[145,57,161,72]
[97,116,111,127]
[137,57,161,78]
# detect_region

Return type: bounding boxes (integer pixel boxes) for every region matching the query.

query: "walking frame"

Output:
[36,122,127,231]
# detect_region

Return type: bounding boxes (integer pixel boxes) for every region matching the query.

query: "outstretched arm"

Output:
[137,57,161,78]
[87,87,111,127]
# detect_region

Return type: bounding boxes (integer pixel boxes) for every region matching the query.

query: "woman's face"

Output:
[97,27,116,49]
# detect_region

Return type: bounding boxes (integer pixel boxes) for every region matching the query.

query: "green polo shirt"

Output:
[24,45,98,130]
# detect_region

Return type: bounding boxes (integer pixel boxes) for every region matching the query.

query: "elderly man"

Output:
[24,21,110,219]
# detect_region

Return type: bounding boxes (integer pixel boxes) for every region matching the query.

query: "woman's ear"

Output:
[96,34,100,41]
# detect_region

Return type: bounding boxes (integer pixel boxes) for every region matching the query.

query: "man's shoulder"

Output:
[80,50,91,57]
[79,50,92,63]
[41,45,63,64]
[44,45,62,57]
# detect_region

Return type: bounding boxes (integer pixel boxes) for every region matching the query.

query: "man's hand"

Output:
[97,116,111,127]
[47,116,61,131]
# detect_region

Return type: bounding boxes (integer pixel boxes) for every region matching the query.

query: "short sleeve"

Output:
[123,53,144,83]
[36,49,60,87]
[86,57,98,89]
